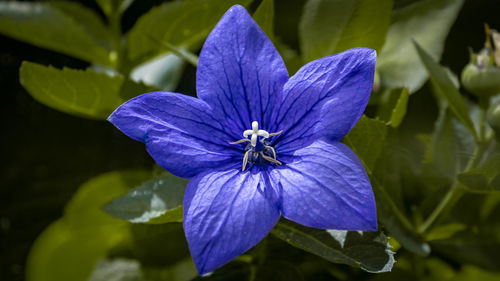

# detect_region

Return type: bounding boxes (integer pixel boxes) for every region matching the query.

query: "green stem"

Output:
[419,108,492,234]
[145,34,199,67]
[248,238,268,281]
[109,11,123,69]
[479,104,489,142]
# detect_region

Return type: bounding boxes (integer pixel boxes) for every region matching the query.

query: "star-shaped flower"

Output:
[109,5,377,274]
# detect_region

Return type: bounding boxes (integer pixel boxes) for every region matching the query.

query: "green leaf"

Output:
[274,39,303,75]
[127,0,253,61]
[253,0,275,40]
[431,225,500,270]
[20,62,124,119]
[421,109,472,188]
[49,1,112,51]
[299,0,393,61]
[96,0,134,17]
[429,193,500,270]
[414,41,478,139]
[88,258,145,281]
[90,257,197,281]
[26,170,151,281]
[130,52,186,91]
[426,223,466,241]
[458,152,500,193]
[452,266,500,281]
[104,173,188,224]
[344,115,388,171]
[377,0,464,92]
[271,220,395,273]
[344,116,430,255]
[0,2,111,65]
[389,88,409,128]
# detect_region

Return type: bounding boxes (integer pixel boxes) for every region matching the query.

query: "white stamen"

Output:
[241,121,271,147]
[228,121,284,171]
[251,134,258,147]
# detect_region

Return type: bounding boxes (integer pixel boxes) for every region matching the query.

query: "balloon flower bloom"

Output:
[109,5,377,274]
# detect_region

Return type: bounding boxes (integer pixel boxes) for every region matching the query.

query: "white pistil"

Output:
[228,121,283,171]
[243,121,270,147]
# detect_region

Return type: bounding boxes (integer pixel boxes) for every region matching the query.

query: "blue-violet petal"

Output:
[196,5,289,133]
[108,91,241,178]
[274,48,376,153]
[271,140,377,231]
[184,165,280,274]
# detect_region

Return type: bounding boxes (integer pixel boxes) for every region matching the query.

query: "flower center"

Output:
[229,121,283,171]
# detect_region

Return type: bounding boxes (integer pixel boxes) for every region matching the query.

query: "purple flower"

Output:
[108,5,377,274]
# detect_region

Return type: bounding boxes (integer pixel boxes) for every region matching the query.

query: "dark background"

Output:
[2,0,500,280]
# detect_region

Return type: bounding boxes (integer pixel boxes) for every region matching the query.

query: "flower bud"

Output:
[461,25,500,99]
[461,57,500,99]
[488,100,500,133]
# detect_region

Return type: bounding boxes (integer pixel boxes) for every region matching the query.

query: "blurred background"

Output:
[2,0,500,280]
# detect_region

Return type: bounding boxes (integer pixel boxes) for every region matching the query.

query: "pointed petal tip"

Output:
[226,4,248,14]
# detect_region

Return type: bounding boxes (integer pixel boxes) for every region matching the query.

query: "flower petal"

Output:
[274,48,376,153]
[184,165,280,274]
[271,141,377,231]
[108,91,240,178]
[196,5,289,133]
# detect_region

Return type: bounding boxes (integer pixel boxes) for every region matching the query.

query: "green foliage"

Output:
[20,62,130,120]
[11,0,500,279]
[377,0,464,92]
[271,220,395,273]
[95,0,134,17]
[253,0,275,40]
[25,171,151,281]
[299,0,393,61]
[0,2,111,65]
[345,116,431,255]
[344,116,388,171]
[389,88,410,128]
[104,173,188,224]
[415,41,478,139]
[127,0,253,62]
[458,147,500,193]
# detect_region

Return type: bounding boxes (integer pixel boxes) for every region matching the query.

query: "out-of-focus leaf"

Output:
[345,116,430,255]
[88,258,145,281]
[142,258,197,281]
[124,224,190,267]
[344,115,387,171]
[389,88,409,128]
[49,1,112,51]
[191,262,251,281]
[20,62,156,119]
[20,62,124,119]
[414,42,478,139]
[377,0,464,92]
[271,220,395,273]
[453,265,500,281]
[431,227,500,270]
[421,110,468,187]
[253,0,274,40]
[458,152,500,193]
[104,173,188,224]
[426,223,466,241]
[26,171,151,281]
[274,39,302,75]
[430,193,500,270]
[130,52,185,91]
[88,257,197,281]
[96,0,134,16]
[127,0,253,61]
[299,0,393,61]
[0,2,111,65]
